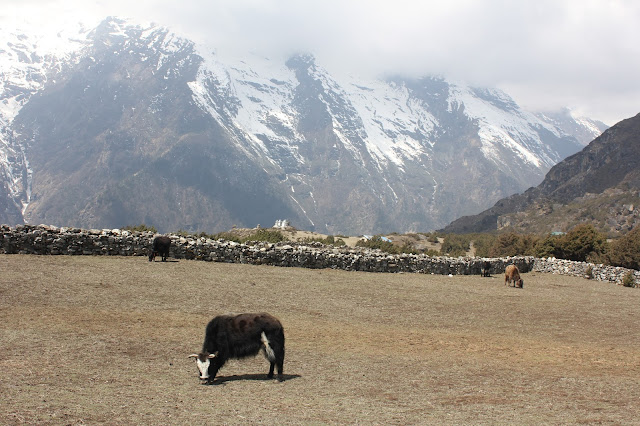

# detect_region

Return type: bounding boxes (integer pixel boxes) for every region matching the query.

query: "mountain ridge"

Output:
[440,112,640,235]
[0,17,608,234]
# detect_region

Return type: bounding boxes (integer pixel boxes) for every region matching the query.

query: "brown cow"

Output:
[505,264,523,288]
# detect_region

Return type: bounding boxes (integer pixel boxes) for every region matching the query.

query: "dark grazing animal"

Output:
[149,235,171,262]
[189,312,285,384]
[505,264,524,288]
[481,260,491,277]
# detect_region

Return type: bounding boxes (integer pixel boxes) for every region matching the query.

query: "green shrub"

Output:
[440,234,470,257]
[356,236,397,253]
[489,233,538,257]
[299,235,346,246]
[622,271,636,288]
[559,224,608,262]
[333,238,347,247]
[535,234,564,258]
[174,229,193,237]
[535,225,608,262]
[398,242,420,255]
[204,229,286,244]
[470,233,498,258]
[606,227,640,270]
[426,233,440,244]
[209,231,242,242]
[240,229,285,243]
[355,236,419,254]
[122,224,157,233]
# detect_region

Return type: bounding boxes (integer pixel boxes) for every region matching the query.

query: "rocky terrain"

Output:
[442,113,640,236]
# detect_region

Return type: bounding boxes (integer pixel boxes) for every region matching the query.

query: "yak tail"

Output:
[261,331,276,362]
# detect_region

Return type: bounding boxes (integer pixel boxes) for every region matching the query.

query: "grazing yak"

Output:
[149,235,171,262]
[505,264,524,288]
[481,260,491,277]
[189,313,285,384]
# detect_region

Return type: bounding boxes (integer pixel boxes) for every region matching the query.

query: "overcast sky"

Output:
[3,0,639,125]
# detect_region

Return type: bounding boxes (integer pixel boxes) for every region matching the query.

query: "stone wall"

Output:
[1,224,638,286]
[533,257,640,285]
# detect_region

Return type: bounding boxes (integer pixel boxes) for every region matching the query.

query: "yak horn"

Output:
[188,354,199,358]
[208,353,216,359]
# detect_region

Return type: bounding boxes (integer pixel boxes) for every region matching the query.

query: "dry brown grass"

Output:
[1,254,639,424]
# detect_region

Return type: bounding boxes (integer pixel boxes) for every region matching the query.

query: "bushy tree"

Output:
[606,227,640,270]
[535,234,564,258]
[470,233,498,258]
[440,234,470,257]
[535,224,607,261]
[559,224,608,262]
[622,271,637,288]
[489,232,538,257]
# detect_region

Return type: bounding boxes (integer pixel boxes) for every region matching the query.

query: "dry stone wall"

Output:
[1,224,638,285]
[533,257,640,285]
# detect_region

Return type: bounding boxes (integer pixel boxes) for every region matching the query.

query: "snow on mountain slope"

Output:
[534,108,609,147]
[0,17,608,233]
[190,49,303,163]
[0,21,92,221]
[0,20,93,123]
[449,84,558,168]
[189,46,570,176]
[327,73,437,171]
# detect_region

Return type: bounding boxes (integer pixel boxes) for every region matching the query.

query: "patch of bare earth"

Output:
[1,255,639,424]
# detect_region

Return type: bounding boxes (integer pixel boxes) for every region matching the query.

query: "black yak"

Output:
[189,313,285,384]
[481,260,491,277]
[149,235,171,262]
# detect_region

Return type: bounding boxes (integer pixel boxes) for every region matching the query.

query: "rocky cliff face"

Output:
[441,113,640,235]
[0,17,607,234]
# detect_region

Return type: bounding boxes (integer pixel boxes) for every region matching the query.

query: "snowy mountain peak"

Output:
[0,19,93,124]
[0,17,609,234]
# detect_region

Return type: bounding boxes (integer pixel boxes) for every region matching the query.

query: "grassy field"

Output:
[1,254,639,424]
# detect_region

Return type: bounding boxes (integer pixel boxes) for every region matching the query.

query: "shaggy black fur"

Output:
[199,313,285,383]
[149,236,171,262]
[481,261,491,277]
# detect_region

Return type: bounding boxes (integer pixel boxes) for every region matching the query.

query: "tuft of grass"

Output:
[122,224,157,233]
[622,271,636,288]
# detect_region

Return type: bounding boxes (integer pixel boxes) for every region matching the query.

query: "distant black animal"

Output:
[149,235,171,262]
[189,313,285,384]
[481,260,491,277]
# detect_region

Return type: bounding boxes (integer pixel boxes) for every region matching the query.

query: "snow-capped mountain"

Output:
[0,17,608,234]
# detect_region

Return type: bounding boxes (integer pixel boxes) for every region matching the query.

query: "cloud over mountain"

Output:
[0,17,608,234]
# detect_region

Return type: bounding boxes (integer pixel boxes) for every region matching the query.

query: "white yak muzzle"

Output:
[188,353,215,380]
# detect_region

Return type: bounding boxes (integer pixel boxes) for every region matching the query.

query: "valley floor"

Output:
[1,255,639,424]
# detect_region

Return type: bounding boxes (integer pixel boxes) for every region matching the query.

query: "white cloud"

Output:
[3,0,640,124]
